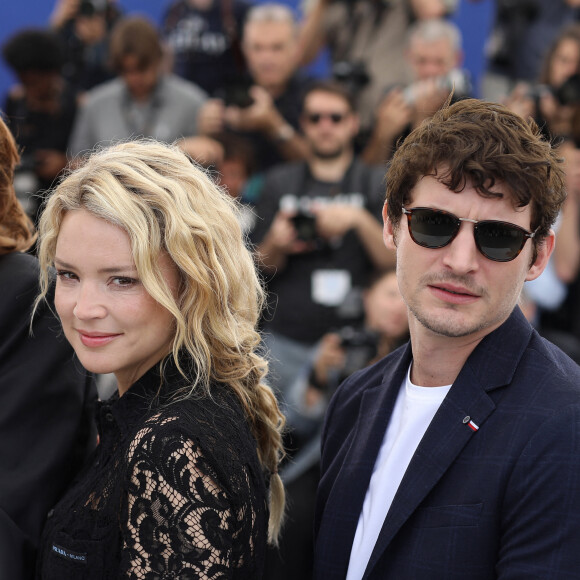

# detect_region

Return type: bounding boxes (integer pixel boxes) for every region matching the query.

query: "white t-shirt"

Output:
[346,364,452,580]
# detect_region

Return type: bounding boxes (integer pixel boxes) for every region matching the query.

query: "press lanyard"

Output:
[121,82,163,136]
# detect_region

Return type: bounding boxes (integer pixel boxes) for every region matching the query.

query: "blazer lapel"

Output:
[316,345,412,578]
[363,308,534,578]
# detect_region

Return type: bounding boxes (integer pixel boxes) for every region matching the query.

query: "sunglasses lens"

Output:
[307,113,345,124]
[409,208,458,248]
[476,222,525,262]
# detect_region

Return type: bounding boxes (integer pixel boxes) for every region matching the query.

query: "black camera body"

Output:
[332,61,371,95]
[217,76,255,108]
[291,211,317,242]
[554,73,580,106]
[338,326,378,348]
[337,326,379,380]
[528,74,580,107]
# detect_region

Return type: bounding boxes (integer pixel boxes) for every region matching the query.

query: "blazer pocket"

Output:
[412,503,483,529]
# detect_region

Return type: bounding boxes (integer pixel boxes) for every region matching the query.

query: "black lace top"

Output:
[36,357,269,579]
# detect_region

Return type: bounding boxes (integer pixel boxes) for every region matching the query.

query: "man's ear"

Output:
[350,111,361,138]
[383,202,397,250]
[525,230,555,282]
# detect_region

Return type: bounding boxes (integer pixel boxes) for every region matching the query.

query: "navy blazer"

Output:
[314,307,580,579]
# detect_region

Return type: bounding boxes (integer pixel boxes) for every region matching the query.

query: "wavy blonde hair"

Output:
[35,139,285,543]
[0,114,36,254]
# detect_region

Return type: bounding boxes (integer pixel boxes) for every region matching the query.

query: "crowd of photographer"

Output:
[3,0,580,577]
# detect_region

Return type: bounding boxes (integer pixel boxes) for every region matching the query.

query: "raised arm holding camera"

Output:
[296,0,453,135]
[361,18,469,164]
[504,23,580,142]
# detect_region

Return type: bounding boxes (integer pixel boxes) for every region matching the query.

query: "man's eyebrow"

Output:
[54,258,138,274]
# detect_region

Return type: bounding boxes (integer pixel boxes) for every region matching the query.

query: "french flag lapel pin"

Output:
[463,416,479,432]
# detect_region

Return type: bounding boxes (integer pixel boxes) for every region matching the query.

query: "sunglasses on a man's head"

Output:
[305,112,346,124]
[401,206,537,262]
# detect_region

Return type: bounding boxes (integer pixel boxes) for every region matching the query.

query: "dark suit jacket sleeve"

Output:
[0,253,97,580]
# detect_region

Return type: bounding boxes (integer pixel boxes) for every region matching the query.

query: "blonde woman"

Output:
[34,139,285,578]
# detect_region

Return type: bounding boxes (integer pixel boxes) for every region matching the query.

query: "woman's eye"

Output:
[111,277,137,287]
[56,270,77,281]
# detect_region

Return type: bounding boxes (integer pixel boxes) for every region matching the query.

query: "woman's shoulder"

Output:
[145,383,252,441]
[126,384,264,491]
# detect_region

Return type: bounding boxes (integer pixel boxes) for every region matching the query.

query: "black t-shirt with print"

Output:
[251,158,386,344]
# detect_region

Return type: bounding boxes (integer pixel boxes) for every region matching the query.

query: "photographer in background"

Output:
[265,268,409,580]
[251,80,394,402]
[482,0,580,103]
[504,23,580,141]
[198,3,310,172]
[2,28,78,223]
[499,25,580,349]
[68,16,223,166]
[292,269,409,425]
[160,0,250,97]
[361,18,468,164]
[49,0,121,95]
[296,0,454,134]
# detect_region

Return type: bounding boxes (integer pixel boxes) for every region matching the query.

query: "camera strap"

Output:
[121,81,163,137]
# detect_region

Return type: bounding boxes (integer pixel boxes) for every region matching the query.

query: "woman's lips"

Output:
[77,331,121,348]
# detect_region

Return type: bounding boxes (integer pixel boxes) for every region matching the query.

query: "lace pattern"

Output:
[122,419,253,578]
[36,364,268,580]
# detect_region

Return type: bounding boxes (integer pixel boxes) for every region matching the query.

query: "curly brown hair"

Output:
[385,98,566,259]
[0,114,36,254]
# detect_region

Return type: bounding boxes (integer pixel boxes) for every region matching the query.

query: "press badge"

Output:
[311,270,351,306]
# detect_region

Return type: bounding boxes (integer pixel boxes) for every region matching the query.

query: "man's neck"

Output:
[408,323,487,387]
[308,149,354,183]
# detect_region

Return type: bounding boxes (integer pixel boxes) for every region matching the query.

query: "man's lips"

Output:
[428,283,480,304]
[77,330,122,347]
